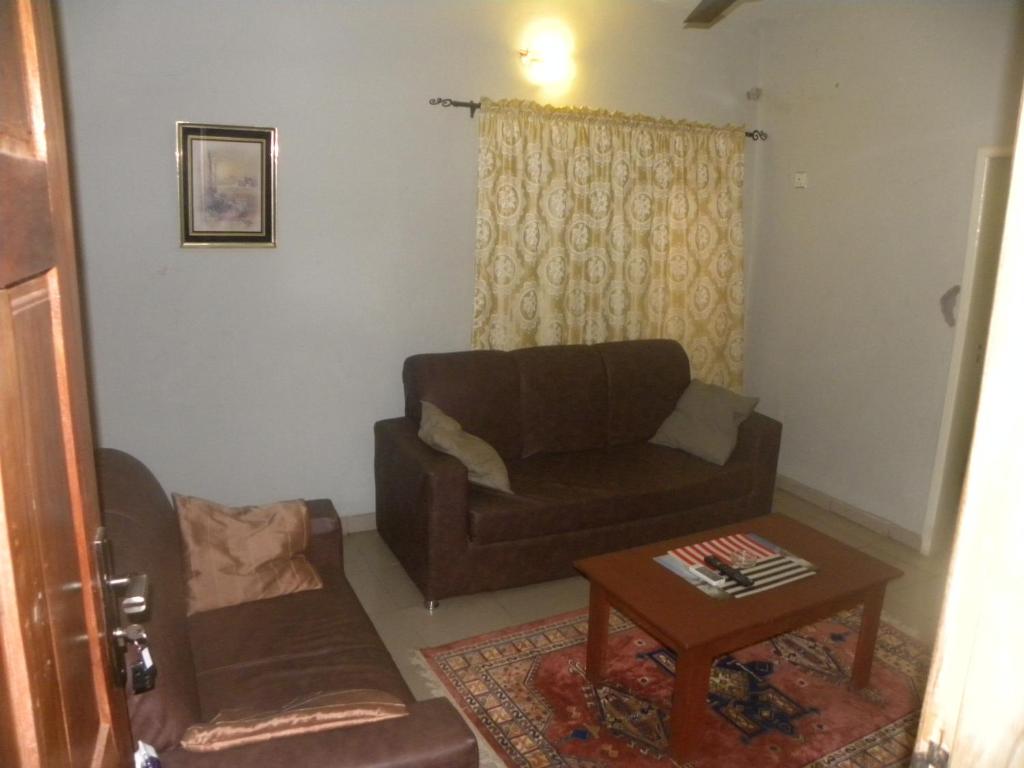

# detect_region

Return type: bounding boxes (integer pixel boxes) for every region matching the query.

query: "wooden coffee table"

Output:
[574,515,903,766]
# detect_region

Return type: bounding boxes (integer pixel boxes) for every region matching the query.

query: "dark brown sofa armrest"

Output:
[374,417,470,602]
[307,498,341,534]
[730,411,783,515]
[304,498,346,588]
[160,697,478,768]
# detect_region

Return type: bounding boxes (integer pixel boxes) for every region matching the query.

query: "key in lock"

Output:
[116,624,157,694]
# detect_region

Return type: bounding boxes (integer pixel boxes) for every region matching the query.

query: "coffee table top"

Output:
[574,515,903,654]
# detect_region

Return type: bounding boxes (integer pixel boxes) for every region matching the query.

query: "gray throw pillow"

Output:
[650,380,759,465]
[418,401,512,492]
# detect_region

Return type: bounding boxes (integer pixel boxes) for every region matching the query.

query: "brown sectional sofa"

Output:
[97,448,477,767]
[374,339,783,605]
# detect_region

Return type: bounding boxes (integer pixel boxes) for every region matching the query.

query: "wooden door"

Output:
[0,1,132,766]
[912,89,1024,764]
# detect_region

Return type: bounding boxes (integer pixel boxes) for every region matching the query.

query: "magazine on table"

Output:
[654,532,816,599]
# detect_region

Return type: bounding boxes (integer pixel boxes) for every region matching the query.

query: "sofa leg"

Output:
[425,599,439,613]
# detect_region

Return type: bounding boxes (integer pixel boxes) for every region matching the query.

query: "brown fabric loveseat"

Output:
[97,448,478,767]
[374,339,782,606]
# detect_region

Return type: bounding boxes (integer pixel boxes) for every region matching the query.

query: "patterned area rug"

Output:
[420,608,930,767]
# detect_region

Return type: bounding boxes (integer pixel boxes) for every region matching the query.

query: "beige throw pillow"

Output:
[180,689,408,752]
[174,494,323,616]
[651,380,759,465]
[418,401,512,492]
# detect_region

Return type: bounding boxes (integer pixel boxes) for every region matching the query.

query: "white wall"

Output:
[57,0,761,513]
[745,0,1024,537]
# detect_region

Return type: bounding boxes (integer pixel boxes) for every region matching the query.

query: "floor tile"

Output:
[860,535,950,577]
[884,591,943,644]
[777,503,880,549]
[495,576,590,624]
[374,595,515,650]
[341,533,369,571]
[346,530,402,570]
[390,651,440,702]
[345,558,426,615]
[773,491,830,523]
[368,608,427,659]
[885,568,946,613]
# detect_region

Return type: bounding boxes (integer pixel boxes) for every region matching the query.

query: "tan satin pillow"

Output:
[174,494,322,615]
[180,689,408,752]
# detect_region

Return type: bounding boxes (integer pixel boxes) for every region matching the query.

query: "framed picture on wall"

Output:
[176,122,277,247]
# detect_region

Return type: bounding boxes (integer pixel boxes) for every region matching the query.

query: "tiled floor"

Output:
[343,489,951,702]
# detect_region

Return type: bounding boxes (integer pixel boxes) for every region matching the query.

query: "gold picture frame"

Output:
[176,122,277,247]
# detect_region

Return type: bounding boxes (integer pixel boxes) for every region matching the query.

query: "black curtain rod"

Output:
[428,97,768,141]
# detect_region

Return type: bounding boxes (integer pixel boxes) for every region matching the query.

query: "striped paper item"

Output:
[668,533,778,568]
[720,555,816,598]
[666,533,816,598]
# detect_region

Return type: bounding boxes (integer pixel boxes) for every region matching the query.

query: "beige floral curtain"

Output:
[472,98,746,389]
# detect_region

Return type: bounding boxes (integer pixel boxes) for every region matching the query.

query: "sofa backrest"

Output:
[403,339,690,459]
[596,339,691,446]
[512,345,608,457]
[403,350,523,458]
[97,448,202,752]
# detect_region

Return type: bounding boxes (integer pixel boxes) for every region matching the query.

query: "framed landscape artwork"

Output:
[177,123,277,247]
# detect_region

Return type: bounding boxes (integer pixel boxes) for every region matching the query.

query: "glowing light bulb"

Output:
[519,19,576,94]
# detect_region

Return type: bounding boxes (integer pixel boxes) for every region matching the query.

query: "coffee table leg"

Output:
[585,583,610,683]
[670,650,712,765]
[851,584,885,689]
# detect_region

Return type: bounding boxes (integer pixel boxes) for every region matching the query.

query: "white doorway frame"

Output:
[921,146,1012,555]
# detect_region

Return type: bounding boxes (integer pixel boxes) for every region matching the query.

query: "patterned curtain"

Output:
[472,98,746,389]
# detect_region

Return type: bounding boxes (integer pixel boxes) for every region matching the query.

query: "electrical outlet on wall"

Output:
[793,172,809,189]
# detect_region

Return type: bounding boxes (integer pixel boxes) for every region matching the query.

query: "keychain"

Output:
[134,741,162,768]
[119,624,157,694]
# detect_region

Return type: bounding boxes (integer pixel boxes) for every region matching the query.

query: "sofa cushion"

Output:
[468,443,753,545]
[596,339,691,446]
[404,350,522,459]
[97,449,203,753]
[513,344,608,457]
[174,495,323,615]
[418,401,511,492]
[651,380,759,465]
[188,578,413,720]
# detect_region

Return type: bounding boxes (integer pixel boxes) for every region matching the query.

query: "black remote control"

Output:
[703,555,755,587]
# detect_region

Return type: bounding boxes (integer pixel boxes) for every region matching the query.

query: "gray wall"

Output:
[58,0,760,512]
[744,0,1024,536]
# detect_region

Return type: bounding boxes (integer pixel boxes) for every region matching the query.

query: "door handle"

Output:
[93,526,154,686]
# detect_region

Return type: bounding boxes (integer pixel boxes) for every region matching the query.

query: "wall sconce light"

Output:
[518,19,575,92]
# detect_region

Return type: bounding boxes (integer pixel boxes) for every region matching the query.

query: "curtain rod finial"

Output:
[429,97,481,118]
